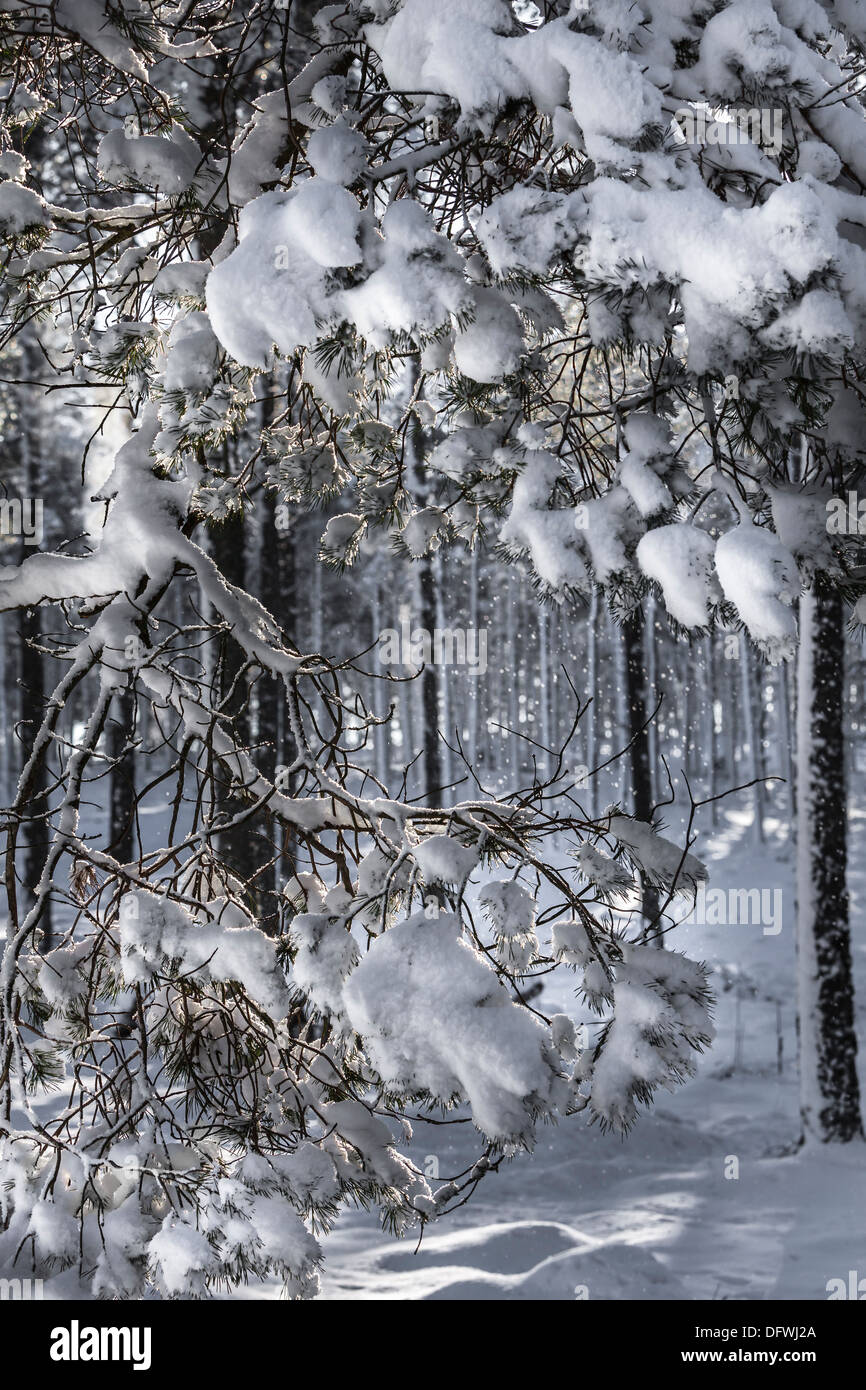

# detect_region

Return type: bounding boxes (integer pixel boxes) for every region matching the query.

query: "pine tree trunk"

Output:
[370,579,389,790]
[548,603,559,764]
[107,684,136,864]
[506,568,519,786]
[418,555,443,799]
[210,507,265,909]
[0,615,9,806]
[796,586,862,1142]
[404,357,443,801]
[705,633,718,826]
[468,546,480,770]
[779,652,796,830]
[612,606,628,803]
[538,603,551,779]
[586,590,597,818]
[258,487,295,933]
[646,595,658,799]
[739,640,765,841]
[19,601,52,947]
[17,341,52,947]
[435,554,453,800]
[623,606,659,935]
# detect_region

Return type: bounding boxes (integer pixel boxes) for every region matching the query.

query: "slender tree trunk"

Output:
[107,684,136,864]
[586,590,597,817]
[548,603,559,763]
[538,603,551,779]
[739,640,765,841]
[0,615,9,806]
[623,606,659,935]
[468,546,480,770]
[258,486,295,933]
[646,595,658,804]
[418,555,443,799]
[435,554,453,800]
[17,343,52,946]
[779,651,796,831]
[684,649,695,786]
[19,600,52,947]
[796,586,862,1142]
[705,633,719,826]
[506,568,519,786]
[728,636,741,787]
[405,357,443,801]
[612,606,629,803]
[371,579,389,789]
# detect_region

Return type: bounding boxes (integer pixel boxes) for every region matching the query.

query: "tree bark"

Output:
[257,487,296,933]
[17,337,52,946]
[107,684,136,864]
[585,590,597,818]
[418,554,443,799]
[623,606,660,936]
[210,507,267,912]
[796,586,862,1142]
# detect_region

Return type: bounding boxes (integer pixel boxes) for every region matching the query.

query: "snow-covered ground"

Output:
[300,807,866,1301]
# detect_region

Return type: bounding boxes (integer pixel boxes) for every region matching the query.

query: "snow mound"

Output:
[380,1219,583,1272]
[374,1219,686,1301]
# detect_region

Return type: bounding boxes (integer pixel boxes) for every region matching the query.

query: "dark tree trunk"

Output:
[418,555,443,800]
[796,586,862,1142]
[406,356,443,801]
[209,508,266,910]
[19,601,52,947]
[623,606,660,937]
[257,483,297,934]
[107,684,136,864]
[17,335,52,947]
